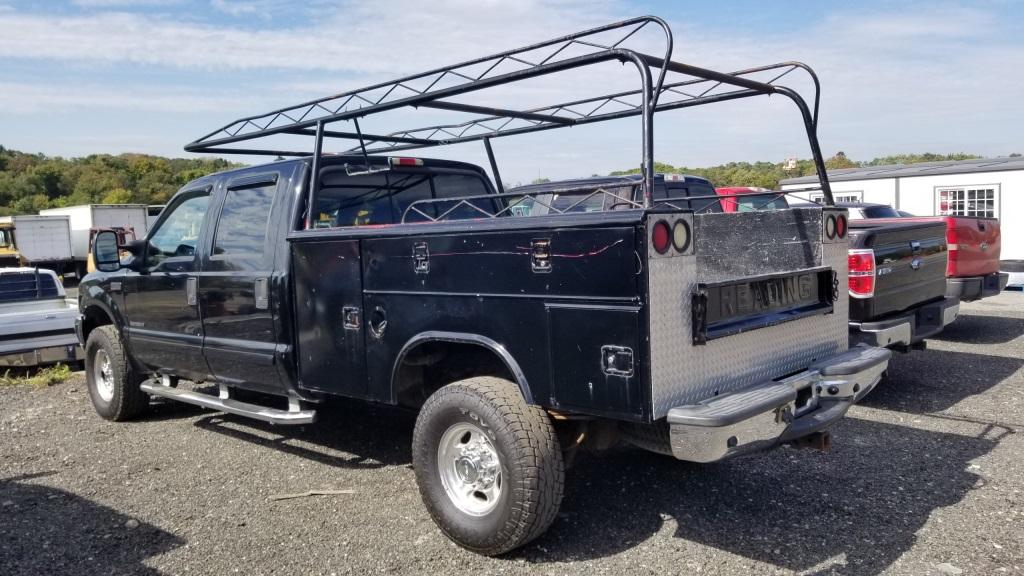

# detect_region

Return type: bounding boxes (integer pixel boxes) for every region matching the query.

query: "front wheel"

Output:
[85,325,149,421]
[412,377,564,556]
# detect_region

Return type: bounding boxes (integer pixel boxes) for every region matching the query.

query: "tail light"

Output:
[825,214,837,239]
[848,249,875,298]
[651,219,671,254]
[671,220,691,253]
[835,214,847,239]
[946,224,959,275]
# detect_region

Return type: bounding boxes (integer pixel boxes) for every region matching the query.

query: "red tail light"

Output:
[848,249,875,298]
[945,223,959,275]
[651,219,671,254]
[836,215,847,239]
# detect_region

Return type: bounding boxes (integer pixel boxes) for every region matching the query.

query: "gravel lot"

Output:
[2,292,1022,575]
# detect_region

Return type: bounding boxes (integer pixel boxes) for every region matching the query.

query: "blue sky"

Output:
[1,0,1022,183]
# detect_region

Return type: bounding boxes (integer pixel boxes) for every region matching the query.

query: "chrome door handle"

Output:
[186,277,197,306]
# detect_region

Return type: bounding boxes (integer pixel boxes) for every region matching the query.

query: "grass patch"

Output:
[0,364,74,388]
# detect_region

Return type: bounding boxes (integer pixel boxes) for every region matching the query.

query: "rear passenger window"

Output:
[214,183,277,257]
[312,169,495,227]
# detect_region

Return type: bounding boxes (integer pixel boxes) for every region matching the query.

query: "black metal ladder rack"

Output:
[184,15,835,224]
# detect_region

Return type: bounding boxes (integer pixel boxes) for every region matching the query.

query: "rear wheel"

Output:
[412,377,564,556]
[85,326,149,421]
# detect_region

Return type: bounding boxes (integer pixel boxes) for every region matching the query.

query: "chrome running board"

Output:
[141,382,316,425]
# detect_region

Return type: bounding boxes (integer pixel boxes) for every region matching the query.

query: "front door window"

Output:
[146,194,211,271]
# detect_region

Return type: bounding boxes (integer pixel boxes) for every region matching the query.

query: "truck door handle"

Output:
[910,241,922,254]
[254,277,269,310]
[186,277,197,306]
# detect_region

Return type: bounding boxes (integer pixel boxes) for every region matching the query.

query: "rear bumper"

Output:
[946,272,1009,301]
[665,345,891,462]
[0,332,83,367]
[849,297,959,349]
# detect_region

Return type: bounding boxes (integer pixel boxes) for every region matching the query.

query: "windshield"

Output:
[859,205,901,219]
[733,193,789,212]
[0,229,10,248]
[659,182,723,213]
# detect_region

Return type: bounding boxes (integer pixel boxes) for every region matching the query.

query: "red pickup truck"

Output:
[715,186,789,212]
[841,203,1009,301]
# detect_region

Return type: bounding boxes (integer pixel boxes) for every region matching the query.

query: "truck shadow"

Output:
[0,472,185,576]
[930,313,1024,345]
[190,397,416,470]
[521,416,1009,574]
[859,348,1024,415]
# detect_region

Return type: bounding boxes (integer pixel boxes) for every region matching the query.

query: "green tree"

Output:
[102,188,134,204]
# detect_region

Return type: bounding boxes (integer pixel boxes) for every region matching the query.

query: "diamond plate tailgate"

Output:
[647,208,849,418]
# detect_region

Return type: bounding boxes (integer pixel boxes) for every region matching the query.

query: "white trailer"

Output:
[0,215,74,271]
[39,205,149,274]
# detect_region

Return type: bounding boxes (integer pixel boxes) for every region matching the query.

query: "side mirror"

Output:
[93,230,122,272]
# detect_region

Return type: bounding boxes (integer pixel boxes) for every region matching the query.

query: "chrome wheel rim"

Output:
[437,421,503,516]
[93,349,114,402]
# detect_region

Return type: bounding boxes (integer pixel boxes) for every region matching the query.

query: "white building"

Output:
[780,157,1024,264]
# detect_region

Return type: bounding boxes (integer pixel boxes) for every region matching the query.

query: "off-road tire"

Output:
[85,325,149,421]
[412,376,564,556]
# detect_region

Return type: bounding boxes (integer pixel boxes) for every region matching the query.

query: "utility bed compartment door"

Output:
[547,305,642,417]
[292,239,369,398]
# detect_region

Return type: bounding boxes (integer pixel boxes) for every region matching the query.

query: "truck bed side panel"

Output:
[359,225,641,415]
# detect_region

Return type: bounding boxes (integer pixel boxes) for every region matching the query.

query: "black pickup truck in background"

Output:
[847,219,959,351]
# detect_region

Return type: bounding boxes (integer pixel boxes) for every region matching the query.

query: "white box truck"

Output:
[39,205,148,277]
[0,215,74,273]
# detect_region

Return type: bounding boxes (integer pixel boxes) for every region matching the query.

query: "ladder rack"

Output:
[185,15,835,214]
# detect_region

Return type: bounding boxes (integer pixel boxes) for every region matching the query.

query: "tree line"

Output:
[0,146,1004,216]
[606,152,989,189]
[0,146,241,216]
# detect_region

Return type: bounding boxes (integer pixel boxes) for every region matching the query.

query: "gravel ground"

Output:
[2,291,1022,575]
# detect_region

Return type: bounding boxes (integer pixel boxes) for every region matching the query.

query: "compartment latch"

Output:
[601,345,634,377]
[412,242,429,274]
[531,239,552,273]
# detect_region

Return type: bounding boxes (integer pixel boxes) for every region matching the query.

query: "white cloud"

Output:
[0,1,627,73]
[0,82,269,114]
[1,1,1022,177]
[71,0,184,7]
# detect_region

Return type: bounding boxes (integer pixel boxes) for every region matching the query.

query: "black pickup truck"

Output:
[75,17,891,555]
[846,220,959,351]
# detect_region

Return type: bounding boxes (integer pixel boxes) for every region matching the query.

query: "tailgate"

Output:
[848,221,947,319]
[645,207,848,418]
[947,217,1001,277]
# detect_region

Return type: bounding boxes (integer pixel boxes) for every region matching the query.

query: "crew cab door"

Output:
[198,169,288,393]
[123,188,213,381]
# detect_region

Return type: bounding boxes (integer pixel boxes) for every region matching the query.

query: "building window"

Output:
[810,191,863,203]
[937,187,998,218]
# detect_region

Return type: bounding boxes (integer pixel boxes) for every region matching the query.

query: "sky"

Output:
[1,0,1023,183]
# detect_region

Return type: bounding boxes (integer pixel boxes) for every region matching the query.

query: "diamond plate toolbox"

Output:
[647,208,849,419]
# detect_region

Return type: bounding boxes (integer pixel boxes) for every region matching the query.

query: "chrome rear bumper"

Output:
[849,297,959,350]
[665,345,891,462]
[947,272,1009,301]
